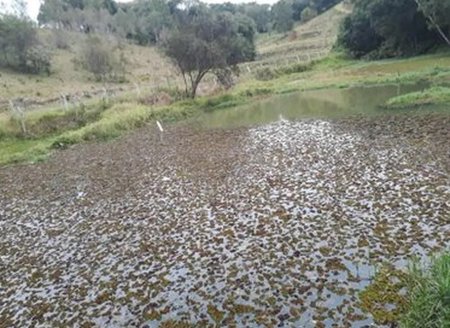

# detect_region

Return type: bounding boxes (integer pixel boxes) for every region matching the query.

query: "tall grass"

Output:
[400,254,450,328]
[360,253,450,327]
[384,86,450,109]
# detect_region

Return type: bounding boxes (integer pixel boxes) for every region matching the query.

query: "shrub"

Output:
[79,36,126,82]
[300,7,318,23]
[25,46,51,75]
[51,29,70,50]
[278,62,313,75]
[255,62,313,81]
[0,15,52,74]
[255,67,278,81]
[401,254,450,328]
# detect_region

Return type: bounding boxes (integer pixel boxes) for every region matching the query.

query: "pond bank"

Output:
[1,52,450,166]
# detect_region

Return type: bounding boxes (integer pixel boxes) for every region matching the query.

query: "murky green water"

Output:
[197,83,432,128]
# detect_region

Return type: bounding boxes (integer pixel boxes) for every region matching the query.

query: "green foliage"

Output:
[415,0,450,45]
[300,6,318,22]
[271,0,295,33]
[359,267,409,325]
[237,3,271,33]
[337,0,448,59]
[311,0,341,12]
[255,62,314,81]
[401,254,450,328]
[162,6,256,98]
[38,0,118,28]
[199,94,240,112]
[24,46,51,74]
[78,36,125,82]
[271,0,338,31]
[384,86,450,108]
[360,253,450,327]
[124,0,173,44]
[0,15,51,74]
[255,67,279,81]
[291,0,309,21]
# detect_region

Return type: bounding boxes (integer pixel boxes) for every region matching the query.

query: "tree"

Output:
[310,0,340,12]
[300,6,318,22]
[125,0,174,44]
[162,7,256,98]
[238,3,271,33]
[79,36,125,81]
[38,0,118,30]
[38,0,76,28]
[414,0,450,46]
[337,0,442,58]
[0,15,51,74]
[292,0,309,21]
[271,0,294,33]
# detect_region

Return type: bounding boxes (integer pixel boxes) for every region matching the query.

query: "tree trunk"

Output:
[415,0,450,46]
[190,80,199,98]
[188,70,208,99]
[434,23,450,46]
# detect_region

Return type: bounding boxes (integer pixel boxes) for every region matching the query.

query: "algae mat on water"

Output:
[0,113,449,327]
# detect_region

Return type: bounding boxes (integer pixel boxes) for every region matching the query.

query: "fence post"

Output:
[9,100,27,136]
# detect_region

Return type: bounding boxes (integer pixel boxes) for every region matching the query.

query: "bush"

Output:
[25,46,51,75]
[337,0,443,59]
[79,36,126,82]
[255,62,313,81]
[255,67,278,81]
[0,15,52,74]
[401,254,450,328]
[278,62,313,75]
[300,7,318,22]
[51,29,70,50]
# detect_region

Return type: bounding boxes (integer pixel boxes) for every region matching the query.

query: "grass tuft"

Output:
[383,86,450,109]
[400,253,450,328]
[360,253,450,328]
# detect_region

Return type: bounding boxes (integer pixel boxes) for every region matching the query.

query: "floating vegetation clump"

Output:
[359,267,408,325]
[0,112,449,327]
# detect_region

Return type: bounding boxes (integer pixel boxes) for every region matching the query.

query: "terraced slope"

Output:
[251,2,351,69]
[0,31,179,110]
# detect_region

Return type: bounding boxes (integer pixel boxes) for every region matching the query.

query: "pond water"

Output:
[0,83,449,328]
[197,83,431,128]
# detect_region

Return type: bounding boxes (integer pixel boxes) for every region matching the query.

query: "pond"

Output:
[0,83,448,328]
[197,83,431,128]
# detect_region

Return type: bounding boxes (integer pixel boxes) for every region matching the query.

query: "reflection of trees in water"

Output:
[304,83,429,111]
[200,83,430,128]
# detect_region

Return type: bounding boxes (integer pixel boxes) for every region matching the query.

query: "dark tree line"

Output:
[337,0,450,58]
[37,0,343,40]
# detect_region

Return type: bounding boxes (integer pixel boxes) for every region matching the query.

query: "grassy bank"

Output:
[383,86,450,109]
[1,52,450,165]
[360,253,450,327]
[0,89,273,165]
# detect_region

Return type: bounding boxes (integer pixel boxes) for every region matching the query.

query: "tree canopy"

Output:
[162,5,256,98]
[338,0,450,58]
[0,15,51,74]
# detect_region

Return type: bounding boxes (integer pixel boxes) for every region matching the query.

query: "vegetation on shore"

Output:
[360,253,450,328]
[1,50,450,166]
[383,86,450,109]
